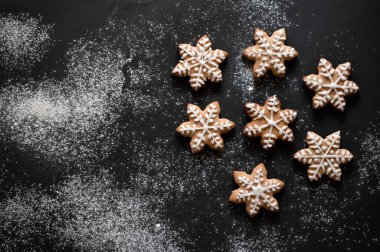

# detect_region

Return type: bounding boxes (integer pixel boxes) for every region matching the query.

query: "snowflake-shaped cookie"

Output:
[243,28,298,78]
[303,58,359,111]
[172,35,228,91]
[293,131,353,181]
[229,163,284,217]
[176,101,235,153]
[243,95,297,149]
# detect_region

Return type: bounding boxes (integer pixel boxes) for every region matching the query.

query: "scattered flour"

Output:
[357,121,380,193]
[227,224,306,251]
[0,13,53,71]
[0,18,167,171]
[0,172,182,251]
[228,0,293,28]
[0,37,125,170]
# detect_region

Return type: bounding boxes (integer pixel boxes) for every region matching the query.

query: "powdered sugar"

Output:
[229,0,293,29]
[0,13,53,71]
[227,224,307,251]
[0,37,125,170]
[14,93,71,123]
[357,121,380,193]
[0,172,182,251]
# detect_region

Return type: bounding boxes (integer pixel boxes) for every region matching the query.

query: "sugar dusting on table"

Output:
[0,172,182,251]
[0,38,125,170]
[0,13,52,71]
[357,122,380,193]
[0,13,186,251]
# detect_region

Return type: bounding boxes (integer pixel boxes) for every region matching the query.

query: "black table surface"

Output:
[1,0,380,251]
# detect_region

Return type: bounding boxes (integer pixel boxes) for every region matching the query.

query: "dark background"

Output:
[1,0,380,251]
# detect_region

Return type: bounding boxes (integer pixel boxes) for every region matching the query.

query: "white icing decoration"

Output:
[243,28,298,78]
[294,131,354,181]
[243,95,297,149]
[176,102,234,153]
[230,164,284,217]
[172,35,228,91]
[303,58,359,111]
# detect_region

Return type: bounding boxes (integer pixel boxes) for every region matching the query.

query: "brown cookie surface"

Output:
[229,163,284,218]
[172,35,228,91]
[243,28,298,78]
[293,131,354,181]
[303,58,359,111]
[176,101,235,153]
[243,95,297,149]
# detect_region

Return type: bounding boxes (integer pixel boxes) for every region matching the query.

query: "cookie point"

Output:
[242,48,250,57]
[253,71,262,79]
[178,43,187,49]
[229,121,236,129]
[279,180,285,187]
[255,163,266,170]
[175,126,181,134]
[228,193,235,202]
[190,147,200,154]
[306,131,315,138]
[334,176,341,182]
[308,176,317,182]
[212,101,220,107]
[245,102,253,108]
[318,58,328,66]
[268,95,279,103]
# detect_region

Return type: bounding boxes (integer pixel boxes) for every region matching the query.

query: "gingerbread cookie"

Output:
[243,28,298,78]
[243,95,297,149]
[229,163,284,217]
[293,131,353,181]
[303,58,359,111]
[176,101,235,153]
[172,35,228,91]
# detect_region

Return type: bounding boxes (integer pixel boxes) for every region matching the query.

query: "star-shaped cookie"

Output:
[172,35,228,91]
[229,163,284,217]
[243,95,297,149]
[243,28,298,78]
[176,101,235,153]
[303,58,359,111]
[293,131,353,181]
